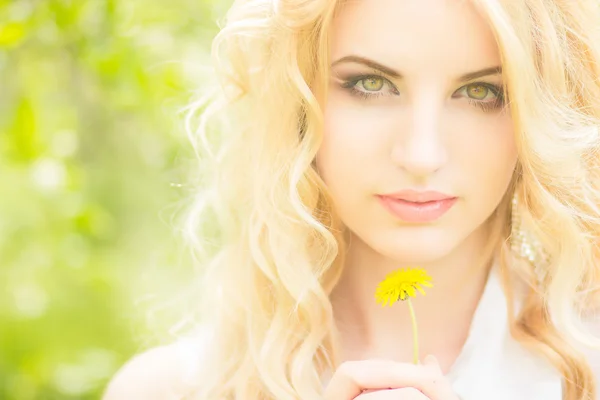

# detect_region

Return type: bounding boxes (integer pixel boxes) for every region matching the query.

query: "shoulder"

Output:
[102,344,186,400]
[102,338,203,400]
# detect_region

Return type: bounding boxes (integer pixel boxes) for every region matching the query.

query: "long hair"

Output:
[179,0,600,398]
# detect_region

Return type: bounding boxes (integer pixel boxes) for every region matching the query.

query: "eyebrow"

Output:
[331,55,502,82]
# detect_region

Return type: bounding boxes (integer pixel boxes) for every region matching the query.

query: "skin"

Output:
[316,0,518,397]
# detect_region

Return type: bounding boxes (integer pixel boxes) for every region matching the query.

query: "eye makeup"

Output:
[334,72,505,112]
[338,74,400,101]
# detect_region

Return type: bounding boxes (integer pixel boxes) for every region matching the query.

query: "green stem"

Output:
[407,299,419,365]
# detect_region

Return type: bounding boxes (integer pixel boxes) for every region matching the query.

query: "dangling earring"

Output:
[510,190,550,284]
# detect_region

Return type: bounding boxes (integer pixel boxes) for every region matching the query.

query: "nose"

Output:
[390,97,448,178]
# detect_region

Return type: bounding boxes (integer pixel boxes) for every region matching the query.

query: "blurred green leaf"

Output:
[11,97,38,161]
[0,22,26,47]
[0,0,229,398]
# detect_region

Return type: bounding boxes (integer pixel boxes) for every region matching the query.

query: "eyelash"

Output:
[339,75,506,112]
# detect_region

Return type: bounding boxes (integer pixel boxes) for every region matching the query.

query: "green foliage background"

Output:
[0,0,229,398]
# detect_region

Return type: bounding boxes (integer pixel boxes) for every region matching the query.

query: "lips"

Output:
[381,190,455,203]
[377,190,457,223]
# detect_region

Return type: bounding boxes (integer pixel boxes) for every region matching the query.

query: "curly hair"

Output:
[178,0,600,398]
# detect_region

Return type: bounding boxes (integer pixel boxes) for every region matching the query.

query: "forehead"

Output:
[330,0,501,75]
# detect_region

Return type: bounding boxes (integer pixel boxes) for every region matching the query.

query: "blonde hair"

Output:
[179,0,600,398]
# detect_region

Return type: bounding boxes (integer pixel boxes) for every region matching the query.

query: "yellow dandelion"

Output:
[375,267,433,306]
[374,267,433,364]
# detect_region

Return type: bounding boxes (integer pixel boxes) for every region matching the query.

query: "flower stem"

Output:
[407,299,419,364]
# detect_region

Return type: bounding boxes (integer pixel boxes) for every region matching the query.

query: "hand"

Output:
[323,355,460,399]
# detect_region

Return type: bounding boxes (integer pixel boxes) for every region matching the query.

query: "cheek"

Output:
[316,95,400,182]
[452,114,517,210]
[317,101,387,186]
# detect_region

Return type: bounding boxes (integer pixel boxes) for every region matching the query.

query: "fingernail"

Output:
[423,354,438,365]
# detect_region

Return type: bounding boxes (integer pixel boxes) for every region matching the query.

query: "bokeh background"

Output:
[0,1,230,398]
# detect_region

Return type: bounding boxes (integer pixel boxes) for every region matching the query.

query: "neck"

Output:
[329,223,494,372]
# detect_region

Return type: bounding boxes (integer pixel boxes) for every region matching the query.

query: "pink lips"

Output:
[377,190,457,223]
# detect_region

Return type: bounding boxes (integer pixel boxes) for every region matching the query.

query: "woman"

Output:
[104,0,600,398]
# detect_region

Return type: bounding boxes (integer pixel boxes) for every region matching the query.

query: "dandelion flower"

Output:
[374,267,433,364]
[375,267,433,306]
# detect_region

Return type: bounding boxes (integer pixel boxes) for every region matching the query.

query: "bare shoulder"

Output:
[102,342,196,400]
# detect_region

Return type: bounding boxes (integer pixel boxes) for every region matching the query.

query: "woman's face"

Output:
[316,0,518,263]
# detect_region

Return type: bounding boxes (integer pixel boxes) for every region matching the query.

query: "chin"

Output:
[366,226,462,265]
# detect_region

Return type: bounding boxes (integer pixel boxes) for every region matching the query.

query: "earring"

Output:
[510,191,550,284]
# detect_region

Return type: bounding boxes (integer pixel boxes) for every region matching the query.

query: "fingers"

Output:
[422,354,441,370]
[355,387,429,399]
[323,359,427,399]
[323,358,452,400]
[419,355,459,399]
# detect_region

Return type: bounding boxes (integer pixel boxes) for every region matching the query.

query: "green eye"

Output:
[466,83,491,100]
[362,77,384,91]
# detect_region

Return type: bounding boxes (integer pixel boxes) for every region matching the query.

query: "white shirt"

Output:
[445,269,562,399]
